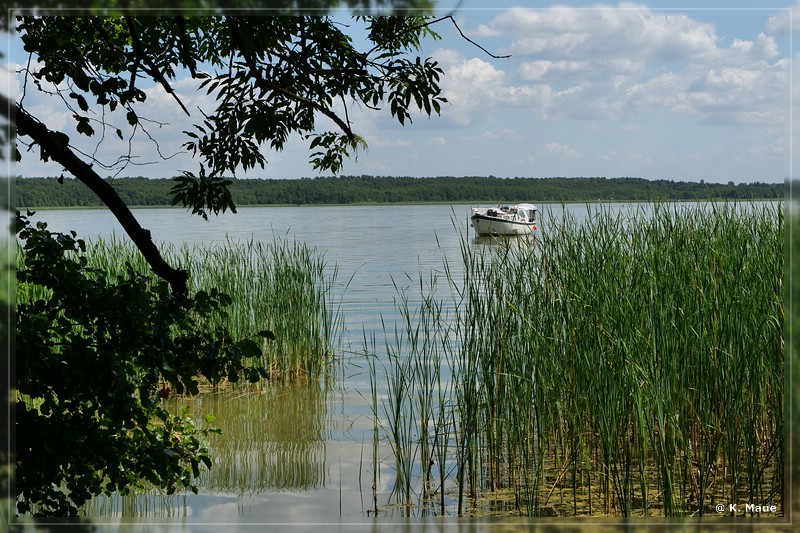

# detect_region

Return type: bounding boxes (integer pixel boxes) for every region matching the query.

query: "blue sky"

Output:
[4,2,795,183]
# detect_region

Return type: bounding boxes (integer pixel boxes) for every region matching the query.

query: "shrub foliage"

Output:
[15,213,270,515]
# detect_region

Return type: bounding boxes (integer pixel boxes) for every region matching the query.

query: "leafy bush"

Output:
[15,213,270,516]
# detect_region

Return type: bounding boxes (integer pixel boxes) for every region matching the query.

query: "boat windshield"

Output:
[519,209,536,222]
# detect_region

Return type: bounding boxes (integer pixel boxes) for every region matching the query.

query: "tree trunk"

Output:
[2,94,189,294]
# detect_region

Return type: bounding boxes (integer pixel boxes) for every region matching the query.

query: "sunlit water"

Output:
[18,201,782,526]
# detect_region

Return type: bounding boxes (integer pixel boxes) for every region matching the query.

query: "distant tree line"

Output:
[15,175,785,208]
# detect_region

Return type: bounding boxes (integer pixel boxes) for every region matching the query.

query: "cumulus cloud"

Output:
[452,3,788,128]
[435,49,557,124]
[764,4,795,34]
[543,142,580,159]
[518,60,590,82]
[373,138,412,148]
[1,61,23,100]
[425,136,446,147]
[483,4,723,62]
[435,54,507,124]
[470,129,526,142]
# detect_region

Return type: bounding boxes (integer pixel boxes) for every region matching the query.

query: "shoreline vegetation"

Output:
[14,175,786,209]
[18,200,784,518]
[367,201,784,517]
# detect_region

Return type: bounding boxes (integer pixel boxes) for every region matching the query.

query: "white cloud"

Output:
[764,5,794,34]
[425,136,446,147]
[486,4,723,63]
[372,138,412,148]
[729,33,780,60]
[435,49,560,124]
[458,4,788,128]
[518,60,590,82]
[469,129,525,142]
[543,142,580,159]
[437,54,506,124]
[1,61,22,100]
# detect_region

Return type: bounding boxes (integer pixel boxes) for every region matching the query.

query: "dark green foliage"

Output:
[15,176,174,208]
[15,175,785,208]
[16,15,447,191]
[170,166,236,220]
[15,213,270,516]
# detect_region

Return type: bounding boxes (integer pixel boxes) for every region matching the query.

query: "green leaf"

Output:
[70,92,89,112]
[200,455,212,469]
[257,329,276,340]
[237,338,262,358]
[75,116,94,137]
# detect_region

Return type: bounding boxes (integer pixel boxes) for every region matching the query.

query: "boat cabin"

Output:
[515,204,538,223]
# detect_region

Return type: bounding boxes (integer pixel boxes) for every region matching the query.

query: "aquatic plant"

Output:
[18,234,344,382]
[374,200,784,517]
[180,237,344,381]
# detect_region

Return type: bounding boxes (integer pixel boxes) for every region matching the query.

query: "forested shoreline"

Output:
[15,175,785,208]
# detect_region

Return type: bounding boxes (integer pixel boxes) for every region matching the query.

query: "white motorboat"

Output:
[470,203,538,236]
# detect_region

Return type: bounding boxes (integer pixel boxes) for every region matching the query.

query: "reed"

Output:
[389,272,457,515]
[372,200,784,517]
[1,233,12,302]
[179,237,345,381]
[785,200,799,518]
[17,234,344,382]
[192,381,328,494]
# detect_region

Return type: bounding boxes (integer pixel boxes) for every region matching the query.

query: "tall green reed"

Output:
[18,234,344,382]
[183,237,344,380]
[787,200,799,517]
[372,200,783,517]
[372,271,458,516]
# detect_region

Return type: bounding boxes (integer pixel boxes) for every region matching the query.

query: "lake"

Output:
[29,203,590,346]
[18,201,784,527]
[29,201,774,350]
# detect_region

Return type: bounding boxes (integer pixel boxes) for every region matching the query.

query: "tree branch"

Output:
[175,17,198,78]
[365,15,511,60]
[225,16,356,141]
[124,16,191,117]
[441,15,511,59]
[3,94,189,295]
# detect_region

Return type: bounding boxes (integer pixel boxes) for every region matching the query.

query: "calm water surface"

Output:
[22,201,776,526]
[30,203,625,355]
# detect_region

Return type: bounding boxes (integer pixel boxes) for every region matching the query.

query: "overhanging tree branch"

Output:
[124,15,191,117]
[225,16,357,141]
[2,93,189,295]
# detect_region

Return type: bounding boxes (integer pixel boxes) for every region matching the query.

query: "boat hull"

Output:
[470,213,536,236]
